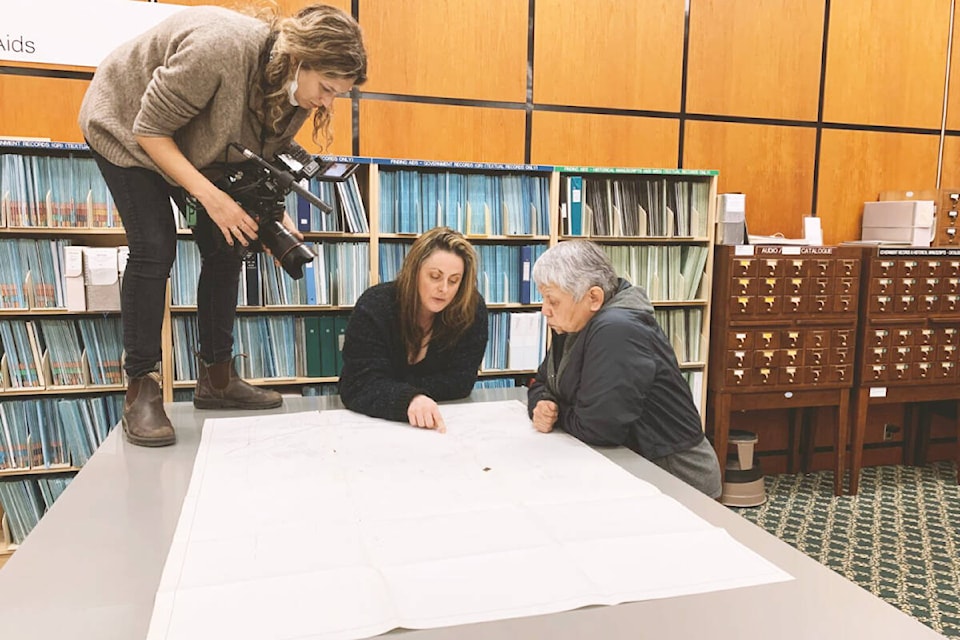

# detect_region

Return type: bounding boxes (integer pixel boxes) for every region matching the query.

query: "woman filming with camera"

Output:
[78,4,367,447]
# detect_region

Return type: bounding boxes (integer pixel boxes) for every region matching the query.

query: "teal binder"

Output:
[304,316,323,377]
[334,315,348,375]
[568,175,583,236]
[319,316,337,377]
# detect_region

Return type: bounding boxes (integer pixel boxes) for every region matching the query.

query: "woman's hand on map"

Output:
[408,395,446,433]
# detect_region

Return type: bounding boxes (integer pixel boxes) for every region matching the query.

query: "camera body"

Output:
[214,158,316,278]
[187,144,330,280]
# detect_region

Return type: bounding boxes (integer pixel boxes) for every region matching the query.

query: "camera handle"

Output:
[228,142,334,213]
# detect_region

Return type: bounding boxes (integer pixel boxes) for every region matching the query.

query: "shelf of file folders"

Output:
[0,310,124,396]
[0,322,124,394]
[0,390,121,555]
[0,144,121,229]
[0,391,122,476]
[847,246,960,494]
[1,508,11,556]
[708,245,862,495]
[0,235,127,394]
[169,238,366,384]
[169,311,352,385]
[558,168,714,239]
[374,160,552,237]
[0,473,74,553]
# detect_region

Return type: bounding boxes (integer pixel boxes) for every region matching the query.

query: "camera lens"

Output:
[259,219,316,279]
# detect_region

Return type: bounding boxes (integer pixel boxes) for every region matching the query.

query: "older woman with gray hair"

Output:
[527,240,721,498]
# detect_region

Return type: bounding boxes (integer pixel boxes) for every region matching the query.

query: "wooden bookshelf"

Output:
[0,466,81,479]
[1,506,15,570]
[0,385,125,398]
[0,144,720,562]
[553,166,719,420]
[0,149,719,402]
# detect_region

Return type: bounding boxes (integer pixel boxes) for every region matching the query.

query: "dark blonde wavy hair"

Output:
[251,4,367,149]
[395,227,481,359]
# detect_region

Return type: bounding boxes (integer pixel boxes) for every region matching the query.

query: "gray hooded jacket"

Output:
[528,278,708,461]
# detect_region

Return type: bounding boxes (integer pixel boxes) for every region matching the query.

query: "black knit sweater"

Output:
[338,282,489,421]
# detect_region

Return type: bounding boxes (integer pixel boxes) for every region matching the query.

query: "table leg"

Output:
[902,403,917,467]
[849,388,869,495]
[787,407,800,473]
[713,392,731,486]
[800,407,816,474]
[835,392,849,496]
[954,400,960,485]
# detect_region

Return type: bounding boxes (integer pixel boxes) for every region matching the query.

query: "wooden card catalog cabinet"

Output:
[936,189,960,246]
[849,247,960,495]
[708,245,862,496]
[856,248,960,388]
[710,245,861,394]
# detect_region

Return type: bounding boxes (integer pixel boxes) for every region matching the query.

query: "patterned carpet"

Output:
[732,462,960,638]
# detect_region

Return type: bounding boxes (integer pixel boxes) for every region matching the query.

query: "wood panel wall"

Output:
[359,101,526,162]
[684,121,817,238]
[822,0,950,130]
[529,112,679,168]
[817,130,941,243]
[5,0,957,241]
[941,12,960,189]
[814,0,951,244]
[4,0,960,468]
[532,0,684,112]
[685,0,824,121]
[0,74,91,143]
[359,0,527,102]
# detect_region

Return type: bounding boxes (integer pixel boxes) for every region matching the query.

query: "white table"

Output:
[0,390,944,639]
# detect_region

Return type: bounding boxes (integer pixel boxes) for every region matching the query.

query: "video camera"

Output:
[186,142,358,280]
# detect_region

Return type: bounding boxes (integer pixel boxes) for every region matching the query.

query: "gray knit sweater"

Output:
[78,6,309,179]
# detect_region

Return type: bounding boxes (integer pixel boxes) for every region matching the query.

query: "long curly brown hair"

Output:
[251,4,367,150]
[395,227,481,360]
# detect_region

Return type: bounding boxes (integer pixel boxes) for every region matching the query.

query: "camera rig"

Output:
[185,142,357,280]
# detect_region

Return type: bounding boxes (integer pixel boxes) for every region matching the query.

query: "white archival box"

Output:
[861,200,935,246]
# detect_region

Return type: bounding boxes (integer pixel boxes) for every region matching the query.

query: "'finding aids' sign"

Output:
[3,0,185,67]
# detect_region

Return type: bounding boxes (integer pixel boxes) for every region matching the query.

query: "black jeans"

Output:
[89,147,243,378]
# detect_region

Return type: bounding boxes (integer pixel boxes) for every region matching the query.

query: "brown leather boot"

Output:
[193,355,283,410]
[122,372,176,447]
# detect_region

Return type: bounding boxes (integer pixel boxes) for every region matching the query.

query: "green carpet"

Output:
[733,462,960,638]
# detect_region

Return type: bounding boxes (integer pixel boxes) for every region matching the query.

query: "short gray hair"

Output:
[532,240,618,301]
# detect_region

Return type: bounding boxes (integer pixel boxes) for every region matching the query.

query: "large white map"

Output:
[147,400,791,640]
